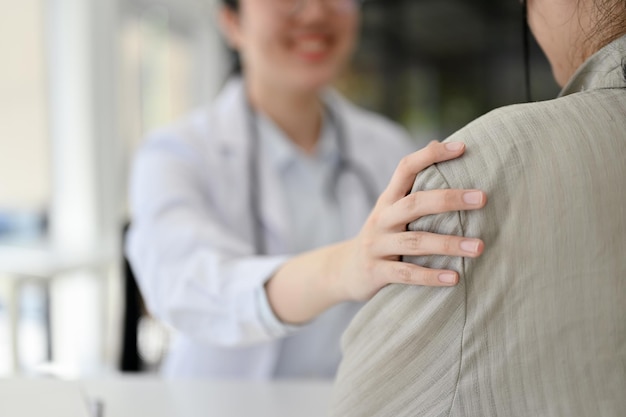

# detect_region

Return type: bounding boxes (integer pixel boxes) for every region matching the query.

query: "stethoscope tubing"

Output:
[245,97,379,255]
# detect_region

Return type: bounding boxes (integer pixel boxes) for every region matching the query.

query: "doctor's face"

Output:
[223,0,360,93]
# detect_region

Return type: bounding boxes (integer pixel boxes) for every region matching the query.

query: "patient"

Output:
[331,0,626,416]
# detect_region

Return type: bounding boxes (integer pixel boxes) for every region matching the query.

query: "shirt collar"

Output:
[256,110,341,172]
[559,33,626,97]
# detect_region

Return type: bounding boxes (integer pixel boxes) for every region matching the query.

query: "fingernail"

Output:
[460,240,480,253]
[463,191,483,205]
[438,273,458,284]
[445,142,464,151]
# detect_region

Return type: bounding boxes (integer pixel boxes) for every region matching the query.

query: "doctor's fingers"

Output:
[373,260,460,288]
[379,189,487,230]
[371,231,484,259]
[379,141,466,205]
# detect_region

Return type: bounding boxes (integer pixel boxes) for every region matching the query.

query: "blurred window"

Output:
[337,0,560,143]
[0,1,49,243]
[120,7,194,165]
[0,278,10,376]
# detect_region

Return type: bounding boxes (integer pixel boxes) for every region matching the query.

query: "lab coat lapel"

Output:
[210,79,255,249]
[212,79,290,254]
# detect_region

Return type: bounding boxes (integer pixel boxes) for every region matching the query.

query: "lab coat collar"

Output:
[214,77,351,160]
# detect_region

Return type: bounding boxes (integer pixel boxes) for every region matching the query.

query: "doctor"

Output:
[126,0,486,379]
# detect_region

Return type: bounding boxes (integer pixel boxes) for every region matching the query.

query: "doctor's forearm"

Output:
[265,241,351,325]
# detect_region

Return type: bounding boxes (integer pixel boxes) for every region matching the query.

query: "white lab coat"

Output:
[126,78,417,379]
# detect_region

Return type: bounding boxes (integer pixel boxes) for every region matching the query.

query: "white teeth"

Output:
[297,40,327,53]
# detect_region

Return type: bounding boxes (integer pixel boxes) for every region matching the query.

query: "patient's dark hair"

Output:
[220,0,242,74]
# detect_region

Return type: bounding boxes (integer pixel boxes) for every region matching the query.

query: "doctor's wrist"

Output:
[324,239,357,304]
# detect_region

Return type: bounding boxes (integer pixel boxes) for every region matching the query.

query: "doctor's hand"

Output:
[334,141,486,302]
[267,141,486,324]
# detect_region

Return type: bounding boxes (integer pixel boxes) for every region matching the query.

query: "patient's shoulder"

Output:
[425,93,602,192]
[446,88,623,155]
[447,98,561,149]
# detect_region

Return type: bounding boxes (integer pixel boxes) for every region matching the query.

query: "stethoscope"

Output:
[245,98,380,255]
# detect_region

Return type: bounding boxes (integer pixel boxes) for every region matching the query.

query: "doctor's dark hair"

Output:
[221,0,242,75]
[222,0,239,10]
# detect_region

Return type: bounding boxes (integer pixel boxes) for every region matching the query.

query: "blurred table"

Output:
[0,378,92,417]
[1,377,335,417]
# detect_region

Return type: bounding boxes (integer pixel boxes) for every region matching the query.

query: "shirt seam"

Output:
[432,164,468,417]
